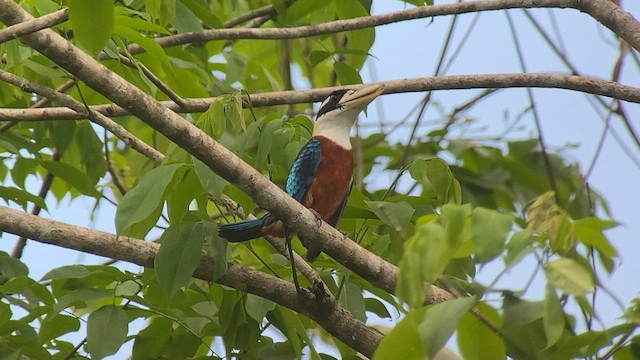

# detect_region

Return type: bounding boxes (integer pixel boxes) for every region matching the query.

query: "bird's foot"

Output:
[339,230,349,239]
[309,209,322,227]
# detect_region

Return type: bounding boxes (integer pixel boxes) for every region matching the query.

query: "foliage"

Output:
[0,0,637,359]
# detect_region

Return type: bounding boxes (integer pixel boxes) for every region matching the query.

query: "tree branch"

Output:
[11,150,60,259]
[0,205,381,358]
[0,8,67,44]
[2,73,639,122]
[0,69,164,164]
[114,0,640,55]
[0,0,451,306]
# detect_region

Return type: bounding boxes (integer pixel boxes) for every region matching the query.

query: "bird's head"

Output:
[313,84,384,149]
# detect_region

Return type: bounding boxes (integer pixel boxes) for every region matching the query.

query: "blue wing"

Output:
[286,138,321,202]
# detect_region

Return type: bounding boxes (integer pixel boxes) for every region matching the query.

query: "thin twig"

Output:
[523,9,640,152]
[506,11,560,203]
[0,79,75,134]
[10,151,60,259]
[61,337,86,360]
[0,69,164,164]
[397,12,459,168]
[103,129,128,196]
[116,54,187,108]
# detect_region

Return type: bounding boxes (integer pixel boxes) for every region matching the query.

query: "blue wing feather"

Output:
[286,138,321,202]
[218,138,321,243]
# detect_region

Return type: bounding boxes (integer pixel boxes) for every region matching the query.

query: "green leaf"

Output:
[440,203,471,248]
[193,157,227,199]
[310,50,331,68]
[245,294,276,323]
[503,295,543,328]
[179,0,223,28]
[115,163,183,236]
[113,24,171,69]
[171,1,203,33]
[365,201,414,234]
[0,301,11,326]
[41,264,92,280]
[132,316,173,359]
[333,62,362,85]
[365,297,391,319]
[68,0,114,57]
[255,119,283,169]
[76,122,107,182]
[155,222,208,296]
[543,285,565,347]
[145,0,176,26]
[38,314,80,343]
[375,298,474,360]
[196,99,226,139]
[206,223,228,281]
[544,258,594,295]
[504,230,532,266]
[224,51,248,85]
[40,160,101,197]
[458,302,505,360]
[575,217,618,257]
[10,157,38,190]
[338,282,366,322]
[471,207,512,263]
[397,221,451,308]
[87,305,129,360]
[167,168,206,223]
[374,307,428,360]
[419,297,476,359]
[551,212,576,255]
[114,8,171,34]
[409,158,459,206]
[0,251,28,281]
[50,120,76,154]
[624,298,640,324]
[0,186,47,210]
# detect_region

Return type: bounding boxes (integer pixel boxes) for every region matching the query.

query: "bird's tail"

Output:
[218,218,263,242]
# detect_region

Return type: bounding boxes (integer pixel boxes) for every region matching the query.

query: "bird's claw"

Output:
[309,209,322,227]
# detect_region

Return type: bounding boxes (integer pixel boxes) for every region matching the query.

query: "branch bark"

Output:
[0,205,381,358]
[116,0,640,55]
[2,73,639,121]
[0,8,67,43]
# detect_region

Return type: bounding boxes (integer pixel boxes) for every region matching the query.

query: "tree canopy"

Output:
[0,0,639,359]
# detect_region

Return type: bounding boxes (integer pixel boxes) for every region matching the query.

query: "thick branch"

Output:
[0,0,451,307]
[0,8,67,44]
[2,73,639,121]
[117,0,640,54]
[0,205,381,358]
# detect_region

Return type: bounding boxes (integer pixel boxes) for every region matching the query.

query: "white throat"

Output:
[312,111,358,149]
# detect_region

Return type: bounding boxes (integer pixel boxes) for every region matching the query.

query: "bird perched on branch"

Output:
[218,84,384,261]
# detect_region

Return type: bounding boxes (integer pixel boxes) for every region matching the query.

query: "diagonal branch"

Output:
[0,0,451,307]
[0,205,381,358]
[1,73,640,122]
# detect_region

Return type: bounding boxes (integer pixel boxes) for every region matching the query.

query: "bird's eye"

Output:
[316,89,350,119]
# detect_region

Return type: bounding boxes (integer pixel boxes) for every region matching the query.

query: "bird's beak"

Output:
[339,84,384,109]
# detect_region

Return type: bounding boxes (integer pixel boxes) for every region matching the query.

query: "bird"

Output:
[218,83,384,261]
